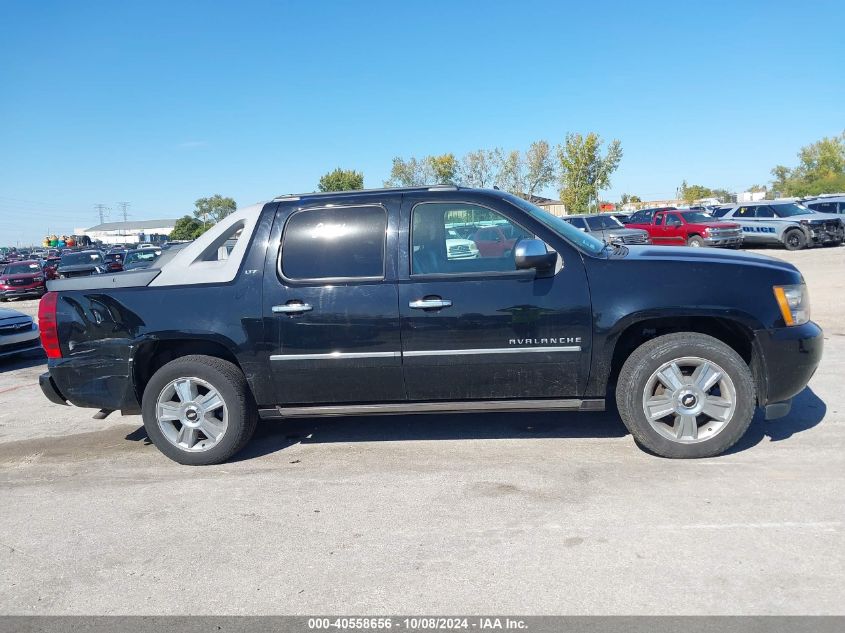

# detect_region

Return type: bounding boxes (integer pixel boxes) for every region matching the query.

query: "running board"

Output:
[259,398,604,419]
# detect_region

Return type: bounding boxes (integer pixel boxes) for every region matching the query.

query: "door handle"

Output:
[272,302,313,314]
[409,298,452,309]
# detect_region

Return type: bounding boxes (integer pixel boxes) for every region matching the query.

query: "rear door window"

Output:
[280,205,387,281]
[755,206,775,218]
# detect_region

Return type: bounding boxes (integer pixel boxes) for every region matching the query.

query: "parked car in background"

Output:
[42,257,62,280]
[445,229,479,260]
[802,195,845,216]
[627,209,743,247]
[104,251,127,272]
[717,201,845,250]
[0,260,47,301]
[0,305,41,358]
[626,206,680,226]
[56,250,107,278]
[609,212,633,225]
[471,223,533,258]
[137,243,160,250]
[123,248,162,271]
[563,213,651,245]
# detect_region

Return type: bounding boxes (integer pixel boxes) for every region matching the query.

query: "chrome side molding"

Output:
[258,398,605,419]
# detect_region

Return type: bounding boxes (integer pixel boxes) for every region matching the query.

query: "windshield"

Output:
[773,203,814,217]
[125,251,159,265]
[504,194,605,255]
[585,215,624,231]
[61,252,102,266]
[3,262,40,275]
[679,211,713,223]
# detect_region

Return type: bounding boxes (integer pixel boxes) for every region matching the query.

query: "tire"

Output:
[783,229,806,251]
[687,235,704,247]
[141,355,258,465]
[616,332,755,458]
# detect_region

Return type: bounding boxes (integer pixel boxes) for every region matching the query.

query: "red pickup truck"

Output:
[627,209,743,248]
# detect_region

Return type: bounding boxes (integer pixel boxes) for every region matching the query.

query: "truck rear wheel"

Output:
[141,355,258,465]
[615,333,755,458]
[783,229,806,251]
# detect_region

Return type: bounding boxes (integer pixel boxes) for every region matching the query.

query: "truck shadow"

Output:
[216,386,825,461]
[725,386,827,454]
[122,387,826,460]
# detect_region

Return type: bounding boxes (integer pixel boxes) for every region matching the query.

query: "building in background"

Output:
[737,190,767,203]
[75,219,177,245]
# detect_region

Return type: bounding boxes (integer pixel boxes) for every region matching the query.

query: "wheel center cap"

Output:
[681,394,697,408]
[185,408,199,422]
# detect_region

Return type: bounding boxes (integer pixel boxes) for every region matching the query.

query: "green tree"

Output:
[169,215,203,240]
[428,153,459,184]
[556,133,622,213]
[459,148,503,188]
[770,131,845,196]
[318,168,364,192]
[524,140,555,200]
[193,194,236,227]
[630,194,642,203]
[680,183,713,202]
[710,189,733,203]
[385,156,427,187]
[496,150,525,196]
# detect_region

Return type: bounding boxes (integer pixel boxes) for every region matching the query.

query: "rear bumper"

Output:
[42,354,140,412]
[754,321,823,405]
[39,372,68,405]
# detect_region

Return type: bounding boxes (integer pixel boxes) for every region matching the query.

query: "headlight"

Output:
[34,276,44,282]
[773,284,810,326]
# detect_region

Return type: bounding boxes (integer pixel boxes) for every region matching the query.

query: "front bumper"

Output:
[704,237,743,247]
[807,223,844,245]
[0,286,46,299]
[754,321,823,405]
[0,325,41,358]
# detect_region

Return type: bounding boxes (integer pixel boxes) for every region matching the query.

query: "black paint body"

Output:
[41,189,822,415]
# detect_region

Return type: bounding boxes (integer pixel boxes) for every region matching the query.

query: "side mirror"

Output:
[514,239,556,272]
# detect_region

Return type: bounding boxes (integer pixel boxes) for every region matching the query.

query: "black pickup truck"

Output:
[38,187,822,465]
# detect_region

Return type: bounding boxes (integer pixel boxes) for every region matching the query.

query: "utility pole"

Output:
[94,204,109,224]
[117,202,130,242]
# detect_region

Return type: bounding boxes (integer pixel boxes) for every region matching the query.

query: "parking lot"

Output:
[0,246,843,615]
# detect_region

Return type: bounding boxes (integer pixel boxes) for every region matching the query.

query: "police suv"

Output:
[713,201,844,250]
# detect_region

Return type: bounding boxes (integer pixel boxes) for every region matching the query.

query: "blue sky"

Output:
[1,0,843,245]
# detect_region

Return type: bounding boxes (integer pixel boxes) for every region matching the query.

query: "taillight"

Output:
[38,291,61,359]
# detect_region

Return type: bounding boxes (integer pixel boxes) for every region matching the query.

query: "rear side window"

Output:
[654,213,664,226]
[281,205,386,280]
[809,202,838,214]
[755,206,775,218]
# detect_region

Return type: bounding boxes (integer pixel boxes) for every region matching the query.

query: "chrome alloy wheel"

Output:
[156,377,228,452]
[641,356,737,444]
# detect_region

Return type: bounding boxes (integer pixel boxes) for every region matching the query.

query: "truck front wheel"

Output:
[687,235,704,247]
[615,333,755,458]
[141,355,258,465]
